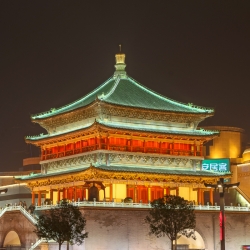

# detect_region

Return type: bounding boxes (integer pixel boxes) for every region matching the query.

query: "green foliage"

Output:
[145,195,196,250]
[35,201,88,249]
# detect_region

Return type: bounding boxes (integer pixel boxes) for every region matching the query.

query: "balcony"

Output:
[32,201,250,212]
[42,144,200,161]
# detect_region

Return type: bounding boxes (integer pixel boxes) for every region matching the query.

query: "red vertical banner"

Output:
[219,211,226,241]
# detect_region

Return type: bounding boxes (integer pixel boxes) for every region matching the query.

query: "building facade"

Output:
[3,51,249,250]
[18,52,230,208]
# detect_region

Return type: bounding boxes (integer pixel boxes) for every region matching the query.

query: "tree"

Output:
[35,201,88,250]
[145,195,196,250]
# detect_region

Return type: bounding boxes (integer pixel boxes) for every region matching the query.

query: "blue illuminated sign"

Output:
[202,158,230,172]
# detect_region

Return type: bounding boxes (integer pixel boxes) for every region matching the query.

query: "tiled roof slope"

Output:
[97,165,229,177]
[16,164,229,181]
[31,76,214,120]
[25,119,218,142]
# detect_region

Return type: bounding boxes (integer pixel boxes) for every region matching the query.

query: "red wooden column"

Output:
[110,184,113,201]
[171,142,174,154]
[63,188,66,199]
[95,136,98,150]
[79,187,83,200]
[176,187,179,196]
[194,142,197,156]
[41,149,44,160]
[198,188,202,205]
[98,136,101,149]
[50,189,53,202]
[82,187,86,200]
[72,187,74,201]
[126,185,129,197]
[32,191,35,205]
[65,188,68,199]
[137,186,141,202]
[44,148,47,160]
[209,189,214,205]
[201,190,204,205]
[134,186,137,203]
[147,186,151,202]
[74,187,77,201]
[130,139,133,152]
[107,136,110,150]
[38,191,41,206]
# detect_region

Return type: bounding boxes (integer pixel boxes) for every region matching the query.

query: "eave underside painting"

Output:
[19,165,230,189]
[31,102,213,133]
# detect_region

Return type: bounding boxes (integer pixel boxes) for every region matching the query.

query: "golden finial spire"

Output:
[114,45,126,78]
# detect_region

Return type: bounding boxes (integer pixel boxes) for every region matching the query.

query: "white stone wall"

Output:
[82,208,250,250]
[1,208,250,250]
[84,208,168,250]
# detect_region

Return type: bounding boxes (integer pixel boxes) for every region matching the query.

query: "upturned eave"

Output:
[16,164,231,188]
[25,120,219,147]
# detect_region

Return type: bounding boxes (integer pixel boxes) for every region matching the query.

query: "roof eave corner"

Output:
[24,138,34,145]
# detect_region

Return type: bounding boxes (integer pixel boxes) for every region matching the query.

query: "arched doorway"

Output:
[86,181,106,201]
[3,231,21,247]
[89,184,99,201]
[176,231,205,250]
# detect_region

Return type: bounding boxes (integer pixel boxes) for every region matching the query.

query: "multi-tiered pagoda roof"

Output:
[21,51,228,190]
[31,76,213,120]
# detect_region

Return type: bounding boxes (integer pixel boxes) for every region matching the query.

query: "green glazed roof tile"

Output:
[98,120,219,136]
[31,76,214,120]
[96,165,230,176]
[102,77,213,113]
[16,164,229,181]
[15,166,89,180]
[25,120,218,141]
[31,77,115,119]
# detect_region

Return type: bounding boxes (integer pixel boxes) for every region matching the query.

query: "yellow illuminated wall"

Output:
[104,186,110,200]
[45,191,59,204]
[236,163,250,198]
[112,184,126,202]
[99,189,105,200]
[203,126,246,159]
[243,149,250,163]
[179,187,197,202]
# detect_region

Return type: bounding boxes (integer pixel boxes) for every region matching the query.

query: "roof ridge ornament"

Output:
[114,45,127,78]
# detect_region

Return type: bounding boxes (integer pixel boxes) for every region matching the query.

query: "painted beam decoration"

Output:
[202,158,230,172]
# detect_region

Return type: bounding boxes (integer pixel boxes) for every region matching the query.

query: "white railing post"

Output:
[29,238,45,250]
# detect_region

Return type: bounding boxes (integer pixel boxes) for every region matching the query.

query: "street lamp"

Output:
[204,177,240,250]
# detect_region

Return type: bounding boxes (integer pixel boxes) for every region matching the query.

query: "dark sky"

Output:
[0,1,250,171]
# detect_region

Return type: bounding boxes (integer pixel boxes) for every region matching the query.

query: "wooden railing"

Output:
[33,201,250,212]
[42,144,201,160]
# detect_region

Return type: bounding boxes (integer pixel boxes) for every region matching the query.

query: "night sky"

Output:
[0,1,250,171]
